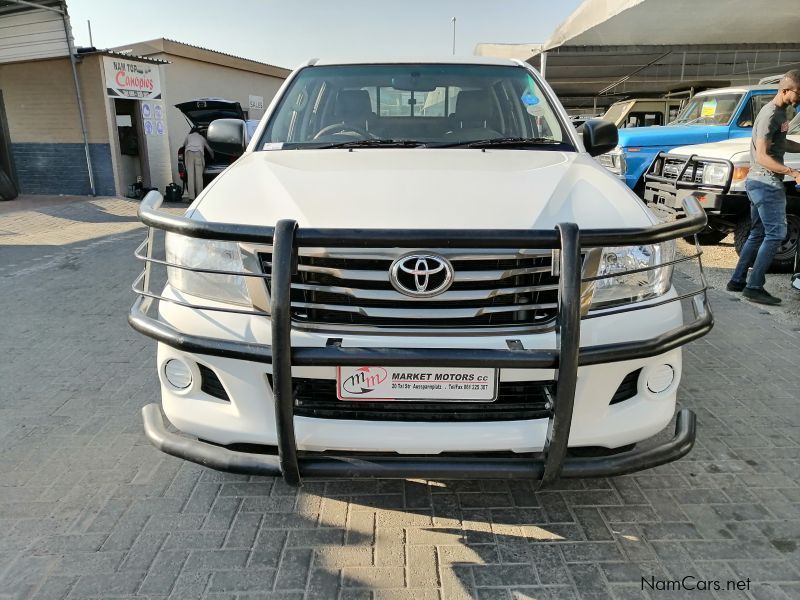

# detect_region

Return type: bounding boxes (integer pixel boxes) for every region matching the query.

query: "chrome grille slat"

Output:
[265,263,552,283]
[297,265,390,281]
[291,282,559,302]
[254,247,552,260]
[292,301,558,319]
[258,248,561,329]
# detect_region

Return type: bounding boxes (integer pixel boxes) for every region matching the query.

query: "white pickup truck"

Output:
[644,113,800,270]
[130,57,711,487]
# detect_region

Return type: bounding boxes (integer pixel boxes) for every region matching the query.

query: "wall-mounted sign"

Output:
[103,56,162,100]
[249,95,265,111]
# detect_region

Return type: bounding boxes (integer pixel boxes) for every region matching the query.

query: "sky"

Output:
[65,0,585,70]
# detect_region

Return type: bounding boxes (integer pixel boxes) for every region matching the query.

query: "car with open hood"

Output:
[130,57,712,489]
[175,98,258,188]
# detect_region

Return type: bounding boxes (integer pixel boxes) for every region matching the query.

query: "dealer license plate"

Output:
[337,366,498,402]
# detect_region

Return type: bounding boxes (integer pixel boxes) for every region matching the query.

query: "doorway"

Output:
[0,90,16,186]
[113,98,149,195]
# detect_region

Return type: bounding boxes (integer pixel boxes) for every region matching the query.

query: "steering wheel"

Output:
[313,123,375,140]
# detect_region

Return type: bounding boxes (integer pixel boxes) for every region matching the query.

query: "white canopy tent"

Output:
[476,0,800,110]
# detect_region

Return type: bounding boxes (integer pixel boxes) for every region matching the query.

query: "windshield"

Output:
[670,93,743,126]
[260,64,572,149]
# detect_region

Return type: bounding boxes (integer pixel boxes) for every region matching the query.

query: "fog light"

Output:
[646,364,674,394]
[164,359,193,389]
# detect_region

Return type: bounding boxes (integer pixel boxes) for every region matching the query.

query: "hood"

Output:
[175,98,245,128]
[669,134,800,164]
[191,149,653,231]
[669,137,751,161]
[617,124,729,148]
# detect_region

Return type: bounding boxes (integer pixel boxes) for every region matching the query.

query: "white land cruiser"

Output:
[644,112,800,270]
[131,58,712,487]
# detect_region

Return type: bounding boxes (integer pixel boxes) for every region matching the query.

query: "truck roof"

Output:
[311,56,522,67]
[610,98,678,103]
[694,84,776,96]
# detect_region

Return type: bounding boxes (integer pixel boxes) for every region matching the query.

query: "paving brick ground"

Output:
[0,197,798,600]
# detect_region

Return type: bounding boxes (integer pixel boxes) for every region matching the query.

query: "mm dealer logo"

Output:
[341,367,387,395]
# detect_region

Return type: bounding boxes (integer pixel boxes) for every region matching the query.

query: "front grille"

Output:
[659,158,704,183]
[288,377,553,422]
[258,249,560,329]
[281,368,642,422]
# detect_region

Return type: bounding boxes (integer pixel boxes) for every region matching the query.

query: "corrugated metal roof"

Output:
[476,0,800,109]
[0,0,63,17]
[161,38,288,72]
[545,0,800,49]
[78,48,170,65]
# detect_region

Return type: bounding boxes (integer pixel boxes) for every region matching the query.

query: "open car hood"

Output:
[174,98,245,128]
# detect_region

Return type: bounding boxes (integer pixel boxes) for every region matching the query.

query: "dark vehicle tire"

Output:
[683,227,729,245]
[734,213,800,273]
[0,168,17,201]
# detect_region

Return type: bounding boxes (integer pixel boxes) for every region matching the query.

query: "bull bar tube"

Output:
[130,191,712,487]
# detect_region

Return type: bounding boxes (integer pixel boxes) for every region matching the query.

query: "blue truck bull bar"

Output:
[130,192,712,487]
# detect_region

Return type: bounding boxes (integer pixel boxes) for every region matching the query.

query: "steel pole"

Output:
[62,9,96,195]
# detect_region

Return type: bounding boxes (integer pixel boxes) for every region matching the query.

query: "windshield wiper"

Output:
[310,139,427,149]
[670,116,713,126]
[429,137,572,149]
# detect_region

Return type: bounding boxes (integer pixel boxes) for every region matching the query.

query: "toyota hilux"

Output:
[130,57,712,487]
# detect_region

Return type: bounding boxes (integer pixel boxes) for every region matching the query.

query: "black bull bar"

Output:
[130,192,712,487]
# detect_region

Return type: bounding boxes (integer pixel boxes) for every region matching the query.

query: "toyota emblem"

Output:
[389,254,454,298]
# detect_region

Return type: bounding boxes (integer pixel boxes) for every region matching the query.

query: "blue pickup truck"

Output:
[597,85,777,192]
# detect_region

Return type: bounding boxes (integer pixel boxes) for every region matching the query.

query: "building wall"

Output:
[0,54,115,195]
[151,53,285,182]
[0,8,70,64]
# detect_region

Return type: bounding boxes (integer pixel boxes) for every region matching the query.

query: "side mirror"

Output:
[207,118,247,156]
[582,119,618,157]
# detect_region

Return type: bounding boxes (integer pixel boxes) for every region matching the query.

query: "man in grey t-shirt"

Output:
[728,70,800,305]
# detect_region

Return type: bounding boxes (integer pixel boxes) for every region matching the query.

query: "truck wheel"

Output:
[734,213,800,273]
[0,168,17,201]
[683,228,728,245]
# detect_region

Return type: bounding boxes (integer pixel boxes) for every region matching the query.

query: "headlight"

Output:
[165,233,251,306]
[597,147,626,176]
[590,242,675,309]
[701,162,729,186]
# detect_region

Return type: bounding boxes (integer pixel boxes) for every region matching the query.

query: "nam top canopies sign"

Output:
[103,57,161,100]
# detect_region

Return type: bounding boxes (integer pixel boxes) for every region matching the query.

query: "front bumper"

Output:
[130,192,713,487]
[142,402,696,480]
[644,152,738,219]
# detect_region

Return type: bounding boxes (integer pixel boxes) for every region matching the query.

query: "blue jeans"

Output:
[731,177,787,289]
